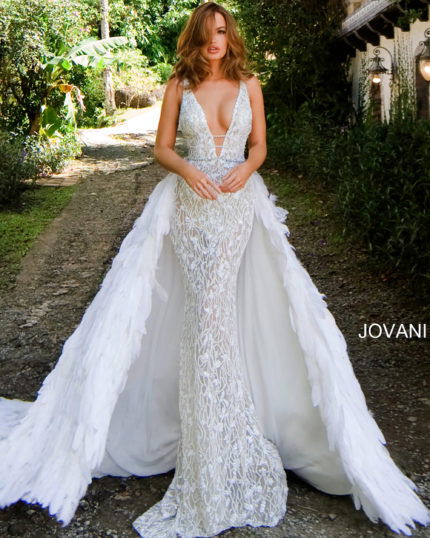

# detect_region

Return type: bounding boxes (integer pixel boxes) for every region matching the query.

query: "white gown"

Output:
[0,78,429,537]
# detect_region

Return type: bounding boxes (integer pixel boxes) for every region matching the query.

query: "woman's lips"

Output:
[208,47,220,53]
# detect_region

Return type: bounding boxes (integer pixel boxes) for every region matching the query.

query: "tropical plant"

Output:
[37,36,129,136]
[0,0,88,133]
[0,0,130,135]
[102,0,200,65]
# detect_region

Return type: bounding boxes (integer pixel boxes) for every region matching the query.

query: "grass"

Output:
[260,163,430,300]
[0,184,77,292]
[260,162,349,256]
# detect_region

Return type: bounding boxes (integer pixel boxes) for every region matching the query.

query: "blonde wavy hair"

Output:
[169,2,253,89]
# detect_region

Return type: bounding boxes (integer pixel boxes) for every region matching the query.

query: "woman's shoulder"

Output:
[243,73,262,89]
[166,76,186,92]
[243,73,263,99]
[163,76,186,107]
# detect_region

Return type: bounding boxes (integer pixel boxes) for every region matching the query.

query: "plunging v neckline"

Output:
[189,81,242,159]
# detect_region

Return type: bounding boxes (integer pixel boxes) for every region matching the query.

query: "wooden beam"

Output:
[338,0,430,50]
[356,25,381,46]
[379,13,397,27]
[347,32,368,51]
[366,17,395,39]
[378,9,401,25]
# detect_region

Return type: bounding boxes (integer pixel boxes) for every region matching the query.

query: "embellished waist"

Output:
[185,155,245,163]
[185,156,246,185]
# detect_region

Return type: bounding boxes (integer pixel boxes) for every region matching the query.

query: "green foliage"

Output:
[267,106,430,285]
[111,48,159,89]
[396,0,428,29]
[0,0,198,134]
[336,40,429,284]
[228,0,352,124]
[266,102,335,181]
[99,0,201,65]
[0,0,129,135]
[332,117,430,283]
[72,48,163,127]
[0,132,39,206]
[153,62,174,84]
[230,0,429,286]
[70,67,106,127]
[25,131,83,175]
[0,184,77,292]
[44,36,129,70]
[39,35,129,133]
[0,131,82,207]
[0,0,90,133]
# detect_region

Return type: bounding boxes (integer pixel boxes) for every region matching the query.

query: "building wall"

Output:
[348,6,430,120]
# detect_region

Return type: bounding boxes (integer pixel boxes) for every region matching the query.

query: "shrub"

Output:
[153,62,173,84]
[27,131,83,176]
[267,103,337,183]
[0,132,82,207]
[333,118,430,282]
[267,110,430,285]
[0,132,38,206]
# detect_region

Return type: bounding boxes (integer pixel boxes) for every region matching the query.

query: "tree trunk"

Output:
[29,112,41,135]
[100,0,116,115]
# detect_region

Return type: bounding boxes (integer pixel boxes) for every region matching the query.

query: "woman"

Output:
[0,2,429,537]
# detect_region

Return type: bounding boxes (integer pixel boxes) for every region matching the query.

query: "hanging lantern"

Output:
[367,49,390,84]
[418,28,430,82]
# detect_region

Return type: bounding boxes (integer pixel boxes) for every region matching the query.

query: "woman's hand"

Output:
[183,165,223,200]
[219,162,252,193]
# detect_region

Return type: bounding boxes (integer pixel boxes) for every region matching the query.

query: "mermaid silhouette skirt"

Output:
[132,168,288,537]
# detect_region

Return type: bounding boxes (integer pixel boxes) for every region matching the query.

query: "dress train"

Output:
[0,172,429,535]
[1,76,430,536]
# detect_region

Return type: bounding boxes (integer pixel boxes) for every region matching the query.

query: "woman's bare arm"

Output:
[154,78,190,178]
[244,74,267,172]
[154,77,221,200]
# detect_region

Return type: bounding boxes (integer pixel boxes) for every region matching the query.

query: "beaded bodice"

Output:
[178,79,252,165]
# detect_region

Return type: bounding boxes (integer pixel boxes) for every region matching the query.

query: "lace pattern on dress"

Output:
[132,79,289,537]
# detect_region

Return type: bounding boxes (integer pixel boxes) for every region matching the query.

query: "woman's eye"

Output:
[218,29,226,34]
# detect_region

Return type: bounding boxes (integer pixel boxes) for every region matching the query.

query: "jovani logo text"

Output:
[358,323,427,339]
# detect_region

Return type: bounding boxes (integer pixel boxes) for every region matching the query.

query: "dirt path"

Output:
[0,112,429,537]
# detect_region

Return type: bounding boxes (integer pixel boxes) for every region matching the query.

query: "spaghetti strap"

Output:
[182,77,190,91]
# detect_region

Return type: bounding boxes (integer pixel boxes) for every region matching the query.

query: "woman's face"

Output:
[200,11,228,61]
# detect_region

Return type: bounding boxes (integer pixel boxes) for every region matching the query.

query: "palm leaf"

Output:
[67,37,128,62]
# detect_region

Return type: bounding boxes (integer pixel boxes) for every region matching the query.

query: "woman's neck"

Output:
[206,60,223,81]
